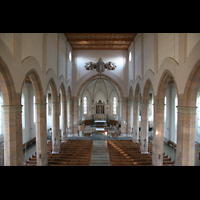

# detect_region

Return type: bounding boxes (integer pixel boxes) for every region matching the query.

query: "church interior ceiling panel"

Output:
[64,33,137,50]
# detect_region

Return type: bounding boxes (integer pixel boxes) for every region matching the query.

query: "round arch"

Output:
[0,56,17,105]
[134,83,141,103]
[21,68,44,104]
[183,58,200,107]
[143,78,154,104]
[46,77,58,103]
[156,69,178,105]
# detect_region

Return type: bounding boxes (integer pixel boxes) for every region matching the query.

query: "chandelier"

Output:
[84,57,117,83]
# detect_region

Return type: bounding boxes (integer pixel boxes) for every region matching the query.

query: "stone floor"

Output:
[90,140,110,166]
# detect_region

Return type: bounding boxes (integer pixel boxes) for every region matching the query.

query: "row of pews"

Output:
[48,140,92,166]
[24,140,93,166]
[24,152,37,166]
[108,140,174,166]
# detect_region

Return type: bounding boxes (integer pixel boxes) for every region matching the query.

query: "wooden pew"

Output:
[108,140,174,166]
[25,140,93,166]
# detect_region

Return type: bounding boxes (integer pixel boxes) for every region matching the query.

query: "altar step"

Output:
[90,140,110,166]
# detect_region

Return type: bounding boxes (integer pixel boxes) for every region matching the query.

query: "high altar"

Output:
[95,100,105,120]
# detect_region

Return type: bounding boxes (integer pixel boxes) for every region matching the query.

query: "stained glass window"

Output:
[21,94,25,129]
[113,97,117,115]
[0,93,2,136]
[33,96,36,123]
[84,97,87,114]
[196,90,200,135]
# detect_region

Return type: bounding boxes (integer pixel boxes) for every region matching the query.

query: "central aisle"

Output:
[90,140,110,166]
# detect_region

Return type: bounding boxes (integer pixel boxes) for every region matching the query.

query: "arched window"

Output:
[113,97,117,115]
[21,94,25,129]
[129,52,132,62]
[83,97,87,114]
[196,90,200,135]
[0,92,3,136]
[164,96,167,122]
[69,52,72,61]
[174,94,178,143]
[33,96,36,123]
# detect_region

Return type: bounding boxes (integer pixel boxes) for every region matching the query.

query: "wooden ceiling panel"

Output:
[64,33,137,50]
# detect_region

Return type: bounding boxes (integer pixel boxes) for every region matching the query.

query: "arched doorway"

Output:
[133,83,141,142]
[46,78,59,153]
[153,70,178,166]
[59,83,67,142]
[22,69,47,166]
[141,79,154,153]
[177,59,200,165]
[128,86,133,137]
[67,86,72,136]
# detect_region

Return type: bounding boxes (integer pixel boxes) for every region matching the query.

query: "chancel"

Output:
[1,33,200,166]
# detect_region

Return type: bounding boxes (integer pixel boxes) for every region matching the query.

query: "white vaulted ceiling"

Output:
[80,76,120,102]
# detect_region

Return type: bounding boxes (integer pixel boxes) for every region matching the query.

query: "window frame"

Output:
[83,96,87,115]
[113,97,117,115]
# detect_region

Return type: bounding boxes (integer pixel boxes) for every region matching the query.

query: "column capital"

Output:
[177,106,197,115]
[2,105,22,113]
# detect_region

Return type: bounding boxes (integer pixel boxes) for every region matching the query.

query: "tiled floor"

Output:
[90,140,110,166]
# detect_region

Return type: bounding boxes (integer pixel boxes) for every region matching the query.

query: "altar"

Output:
[95,100,105,119]
[94,120,107,133]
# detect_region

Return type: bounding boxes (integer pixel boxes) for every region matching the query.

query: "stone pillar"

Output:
[176,106,196,166]
[35,103,48,166]
[132,102,139,142]
[72,97,78,136]
[92,99,94,120]
[2,105,23,166]
[52,102,60,153]
[118,100,120,124]
[121,97,128,136]
[128,97,133,136]
[140,102,149,153]
[152,103,164,166]
[80,99,82,125]
[61,101,67,142]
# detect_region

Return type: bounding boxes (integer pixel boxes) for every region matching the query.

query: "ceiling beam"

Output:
[64,33,136,36]
[67,39,133,42]
[72,48,128,50]
[71,44,129,47]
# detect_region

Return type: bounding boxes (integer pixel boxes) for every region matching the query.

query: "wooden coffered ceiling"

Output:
[64,33,137,50]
